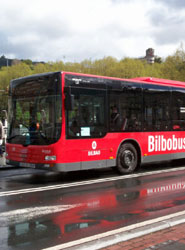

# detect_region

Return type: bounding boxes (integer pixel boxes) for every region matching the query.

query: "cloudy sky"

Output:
[0,0,185,62]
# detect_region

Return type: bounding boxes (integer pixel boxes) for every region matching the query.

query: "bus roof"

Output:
[11,71,185,90]
[131,77,185,88]
[64,72,185,88]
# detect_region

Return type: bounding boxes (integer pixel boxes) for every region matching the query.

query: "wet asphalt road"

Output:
[1,161,185,250]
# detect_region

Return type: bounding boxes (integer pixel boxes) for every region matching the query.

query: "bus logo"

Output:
[88,141,100,156]
[92,141,97,150]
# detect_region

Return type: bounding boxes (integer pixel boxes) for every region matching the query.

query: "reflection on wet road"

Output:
[1,164,185,249]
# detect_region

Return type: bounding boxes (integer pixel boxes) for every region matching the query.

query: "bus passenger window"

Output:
[143,86,170,131]
[109,84,142,132]
[172,90,185,130]
[66,89,106,139]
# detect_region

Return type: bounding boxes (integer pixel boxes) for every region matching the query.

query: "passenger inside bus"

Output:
[128,115,140,131]
[69,120,80,137]
[111,106,120,127]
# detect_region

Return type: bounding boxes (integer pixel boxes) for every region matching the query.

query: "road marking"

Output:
[1,166,185,197]
[0,204,79,226]
[42,210,185,250]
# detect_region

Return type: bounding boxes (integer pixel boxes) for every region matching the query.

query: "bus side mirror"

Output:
[64,87,75,110]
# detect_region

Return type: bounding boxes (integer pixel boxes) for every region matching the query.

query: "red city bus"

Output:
[6,72,185,174]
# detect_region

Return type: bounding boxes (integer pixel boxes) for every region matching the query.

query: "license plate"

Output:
[19,162,35,168]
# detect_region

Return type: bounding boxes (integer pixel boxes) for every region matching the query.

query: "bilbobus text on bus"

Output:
[6,72,185,174]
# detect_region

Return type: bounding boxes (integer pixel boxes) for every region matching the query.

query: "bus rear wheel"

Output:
[117,143,138,174]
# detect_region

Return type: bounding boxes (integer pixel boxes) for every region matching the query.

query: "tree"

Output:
[162,46,185,81]
[154,56,162,64]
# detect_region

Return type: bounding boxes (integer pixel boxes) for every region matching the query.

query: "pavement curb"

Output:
[46,212,185,250]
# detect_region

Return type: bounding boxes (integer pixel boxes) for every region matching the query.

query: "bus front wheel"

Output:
[117,143,138,174]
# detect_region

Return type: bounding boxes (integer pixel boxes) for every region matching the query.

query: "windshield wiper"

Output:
[7,134,22,141]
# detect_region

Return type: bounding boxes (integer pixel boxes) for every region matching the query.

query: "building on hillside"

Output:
[0,55,45,68]
[0,55,14,67]
[145,48,155,64]
[139,48,155,64]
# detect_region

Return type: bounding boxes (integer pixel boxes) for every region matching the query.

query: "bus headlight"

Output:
[45,156,56,161]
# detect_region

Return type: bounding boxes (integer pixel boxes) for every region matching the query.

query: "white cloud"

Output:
[0,0,185,62]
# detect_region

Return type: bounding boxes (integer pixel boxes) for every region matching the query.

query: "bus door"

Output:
[65,86,108,169]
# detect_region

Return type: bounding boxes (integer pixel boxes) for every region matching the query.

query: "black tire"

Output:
[117,143,138,174]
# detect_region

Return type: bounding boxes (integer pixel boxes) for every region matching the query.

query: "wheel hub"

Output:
[123,150,134,167]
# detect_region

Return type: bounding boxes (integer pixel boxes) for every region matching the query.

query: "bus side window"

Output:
[143,86,170,131]
[66,89,106,138]
[109,85,142,132]
[172,89,185,130]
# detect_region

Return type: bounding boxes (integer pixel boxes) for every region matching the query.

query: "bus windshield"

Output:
[7,73,62,146]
